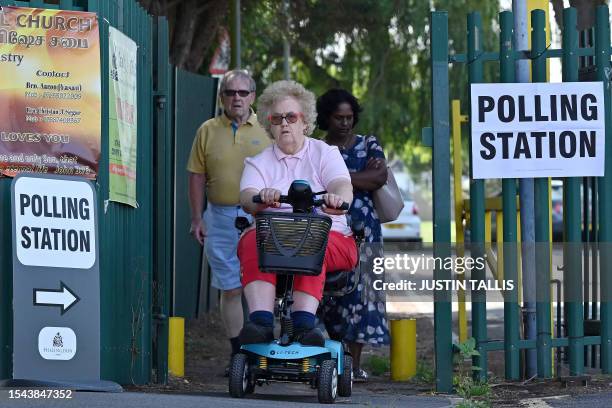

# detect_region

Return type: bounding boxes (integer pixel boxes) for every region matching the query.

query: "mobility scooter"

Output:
[229,180,363,404]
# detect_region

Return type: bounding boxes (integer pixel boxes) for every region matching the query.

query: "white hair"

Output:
[219,69,256,92]
[256,80,317,138]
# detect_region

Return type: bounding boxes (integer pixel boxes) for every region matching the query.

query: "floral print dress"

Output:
[320,134,390,346]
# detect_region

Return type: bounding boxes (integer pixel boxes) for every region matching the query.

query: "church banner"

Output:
[0,6,101,178]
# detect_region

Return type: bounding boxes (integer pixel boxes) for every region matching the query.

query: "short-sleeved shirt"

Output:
[187,112,270,205]
[240,137,352,235]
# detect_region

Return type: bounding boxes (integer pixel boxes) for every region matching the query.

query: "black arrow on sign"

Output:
[33,281,80,315]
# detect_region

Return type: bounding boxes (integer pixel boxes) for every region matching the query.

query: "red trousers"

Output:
[238,230,357,300]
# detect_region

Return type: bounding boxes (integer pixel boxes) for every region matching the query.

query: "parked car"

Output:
[551,179,563,241]
[463,180,564,242]
[381,187,422,242]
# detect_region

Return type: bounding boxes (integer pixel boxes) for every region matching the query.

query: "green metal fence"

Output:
[428,5,612,393]
[0,0,176,385]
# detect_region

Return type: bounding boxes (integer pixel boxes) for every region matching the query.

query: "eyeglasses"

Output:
[223,89,252,97]
[268,112,303,125]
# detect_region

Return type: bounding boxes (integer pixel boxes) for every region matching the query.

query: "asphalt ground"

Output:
[0,386,455,408]
[1,387,611,407]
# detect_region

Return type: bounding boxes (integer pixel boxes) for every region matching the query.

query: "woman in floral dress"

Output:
[316,89,390,381]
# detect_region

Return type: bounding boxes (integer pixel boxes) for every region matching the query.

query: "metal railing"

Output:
[427,5,612,392]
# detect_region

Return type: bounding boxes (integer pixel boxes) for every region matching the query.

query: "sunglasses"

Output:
[223,89,252,97]
[268,112,303,125]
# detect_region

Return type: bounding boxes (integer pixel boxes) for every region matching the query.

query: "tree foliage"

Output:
[240,0,499,174]
[138,0,228,71]
[550,0,608,31]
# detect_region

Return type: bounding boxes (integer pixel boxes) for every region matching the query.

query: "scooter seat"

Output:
[324,270,351,292]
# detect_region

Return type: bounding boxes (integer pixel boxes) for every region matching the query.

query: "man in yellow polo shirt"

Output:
[187,70,270,369]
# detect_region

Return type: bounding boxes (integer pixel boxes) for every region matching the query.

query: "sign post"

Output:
[9,173,119,390]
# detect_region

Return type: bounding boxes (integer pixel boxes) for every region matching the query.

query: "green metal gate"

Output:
[173,69,217,318]
[428,5,612,393]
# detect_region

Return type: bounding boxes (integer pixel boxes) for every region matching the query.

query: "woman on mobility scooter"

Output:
[231,80,359,403]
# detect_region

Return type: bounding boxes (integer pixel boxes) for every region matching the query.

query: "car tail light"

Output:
[412,204,419,215]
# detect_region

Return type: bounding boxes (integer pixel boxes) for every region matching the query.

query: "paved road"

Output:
[519,392,612,407]
[0,386,455,408]
[2,388,611,407]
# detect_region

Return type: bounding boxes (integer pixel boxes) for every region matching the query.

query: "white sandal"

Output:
[353,368,368,382]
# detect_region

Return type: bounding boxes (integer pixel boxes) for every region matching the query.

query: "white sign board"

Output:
[12,173,101,385]
[13,176,96,269]
[470,82,605,179]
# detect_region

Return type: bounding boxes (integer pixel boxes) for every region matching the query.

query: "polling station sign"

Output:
[14,175,96,268]
[11,173,100,384]
[470,82,605,179]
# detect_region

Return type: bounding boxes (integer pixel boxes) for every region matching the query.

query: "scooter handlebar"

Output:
[252,195,289,204]
[312,199,350,211]
[253,195,349,211]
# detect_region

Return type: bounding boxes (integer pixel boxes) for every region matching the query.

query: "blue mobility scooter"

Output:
[229,180,363,404]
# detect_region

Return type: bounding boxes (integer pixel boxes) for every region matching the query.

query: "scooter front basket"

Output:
[255,211,332,276]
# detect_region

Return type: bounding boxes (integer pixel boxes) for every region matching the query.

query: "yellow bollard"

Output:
[168,317,185,377]
[390,319,416,381]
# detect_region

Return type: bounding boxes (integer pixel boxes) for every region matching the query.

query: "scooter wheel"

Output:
[317,359,338,404]
[338,354,353,397]
[229,353,253,398]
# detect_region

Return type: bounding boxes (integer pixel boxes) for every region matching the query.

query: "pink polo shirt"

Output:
[240,137,352,235]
